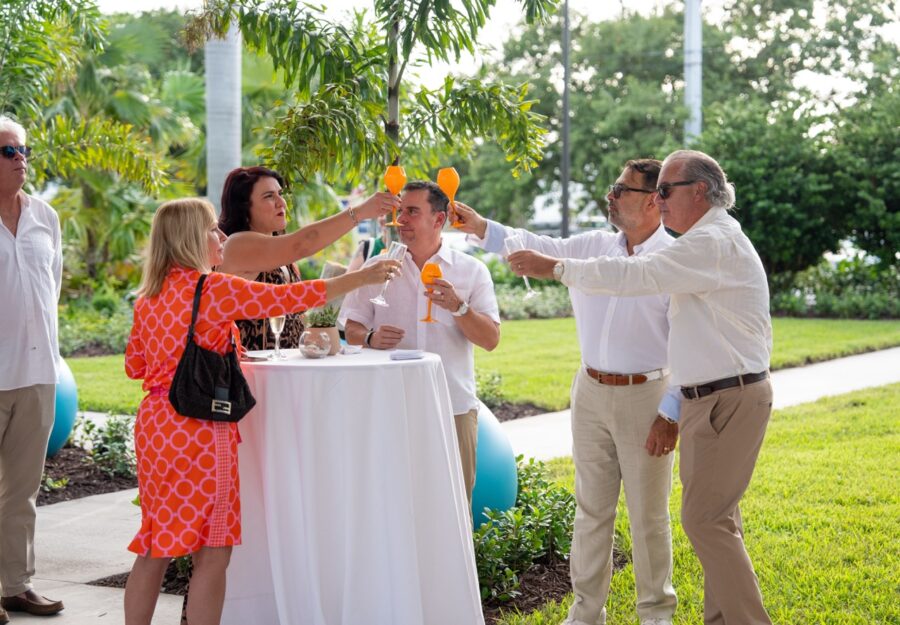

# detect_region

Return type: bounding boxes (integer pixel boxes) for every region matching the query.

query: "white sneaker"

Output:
[641,619,673,625]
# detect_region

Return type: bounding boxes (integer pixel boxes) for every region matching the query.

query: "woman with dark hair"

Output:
[216,166,398,350]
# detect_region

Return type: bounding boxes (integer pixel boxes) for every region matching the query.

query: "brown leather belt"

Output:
[585,367,667,386]
[681,371,769,399]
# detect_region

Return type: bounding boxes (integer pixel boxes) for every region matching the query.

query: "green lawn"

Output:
[495,383,900,625]
[68,317,900,415]
[475,317,900,410]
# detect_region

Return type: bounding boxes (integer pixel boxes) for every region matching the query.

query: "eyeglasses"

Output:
[655,180,697,199]
[608,183,652,199]
[1,145,32,159]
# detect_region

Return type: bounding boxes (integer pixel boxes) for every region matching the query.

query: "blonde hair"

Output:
[137,198,217,298]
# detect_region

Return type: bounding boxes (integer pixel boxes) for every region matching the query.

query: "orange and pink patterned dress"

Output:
[125,266,326,558]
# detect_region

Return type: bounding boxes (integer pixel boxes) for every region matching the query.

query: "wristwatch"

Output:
[451,300,470,317]
[552,261,566,281]
[659,414,677,425]
[364,328,375,347]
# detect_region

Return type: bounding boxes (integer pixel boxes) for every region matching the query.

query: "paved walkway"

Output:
[24,347,900,624]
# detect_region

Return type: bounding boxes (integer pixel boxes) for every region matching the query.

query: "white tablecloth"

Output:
[222,349,485,625]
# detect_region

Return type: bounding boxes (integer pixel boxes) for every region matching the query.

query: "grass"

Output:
[68,317,900,414]
[475,317,900,410]
[495,383,900,625]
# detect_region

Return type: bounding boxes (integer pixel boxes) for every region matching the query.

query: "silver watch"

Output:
[451,300,469,317]
[552,261,566,281]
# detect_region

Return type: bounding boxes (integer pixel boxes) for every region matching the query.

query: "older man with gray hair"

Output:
[509,149,774,625]
[0,115,65,621]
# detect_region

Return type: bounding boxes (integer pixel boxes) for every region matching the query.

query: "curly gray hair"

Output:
[663,149,735,210]
[0,115,26,143]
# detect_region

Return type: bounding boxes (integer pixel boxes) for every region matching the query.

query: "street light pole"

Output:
[684,0,703,143]
[560,0,571,237]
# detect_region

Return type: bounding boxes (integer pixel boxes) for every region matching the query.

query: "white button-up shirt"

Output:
[561,207,772,387]
[476,220,681,420]
[0,193,62,390]
[339,242,500,415]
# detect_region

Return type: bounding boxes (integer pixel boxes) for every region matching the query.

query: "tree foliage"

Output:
[185,0,558,185]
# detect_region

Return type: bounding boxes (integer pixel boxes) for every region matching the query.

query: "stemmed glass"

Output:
[384,165,406,227]
[419,263,442,323]
[436,167,462,228]
[504,234,540,300]
[268,315,286,359]
[370,241,408,307]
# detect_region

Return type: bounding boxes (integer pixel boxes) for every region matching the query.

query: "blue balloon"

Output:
[471,401,518,529]
[47,358,78,458]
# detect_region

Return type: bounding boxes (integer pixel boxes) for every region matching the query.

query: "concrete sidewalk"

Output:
[24,346,900,624]
[501,346,900,461]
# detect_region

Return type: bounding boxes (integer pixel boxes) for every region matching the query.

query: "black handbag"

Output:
[168,274,256,422]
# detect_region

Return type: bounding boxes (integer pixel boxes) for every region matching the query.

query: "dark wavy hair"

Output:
[218,166,286,235]
[402,180,449,213]
[624,158,662,190]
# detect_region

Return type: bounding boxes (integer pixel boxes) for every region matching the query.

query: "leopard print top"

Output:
[235,265,306,350]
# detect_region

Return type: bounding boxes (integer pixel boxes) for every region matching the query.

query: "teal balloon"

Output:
[471,401,518,529]
[47,359,78,458]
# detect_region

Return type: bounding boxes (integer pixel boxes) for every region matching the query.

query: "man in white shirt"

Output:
[0,116,65,620]
[340,180,501,506]
[510,150,774,625]
[454,159,680,625]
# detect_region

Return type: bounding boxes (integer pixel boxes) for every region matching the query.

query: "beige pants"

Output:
[679,378,773,625]
[0,384,55,596]
[566,369,676,625]
[454,408,478,505]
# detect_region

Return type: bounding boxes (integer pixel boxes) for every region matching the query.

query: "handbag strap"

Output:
[186,273,237,350]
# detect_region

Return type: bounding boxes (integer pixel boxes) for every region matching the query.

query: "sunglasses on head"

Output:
[608,183,652,199]
[655,180,697,199]
[1,145,32,159]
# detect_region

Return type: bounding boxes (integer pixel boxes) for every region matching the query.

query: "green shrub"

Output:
[771,256,900,319]
[59,298,133,356]
[476,370,505,409]
[473,457,576,602]
[495,284,572,320]
[74,416,137,479]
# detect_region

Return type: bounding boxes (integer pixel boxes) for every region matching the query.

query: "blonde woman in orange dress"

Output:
[122,198,399,625]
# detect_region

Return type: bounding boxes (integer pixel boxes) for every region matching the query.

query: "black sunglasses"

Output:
[608,183,652,199]
[1,145,32,159]
[655,180,697,199]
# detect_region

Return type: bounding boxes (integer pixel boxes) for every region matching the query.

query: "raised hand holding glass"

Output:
[370,241,408,307]
[503,234,539,300]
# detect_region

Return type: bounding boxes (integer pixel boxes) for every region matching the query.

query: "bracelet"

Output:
[364,328,375,347]
[348,205,359,225]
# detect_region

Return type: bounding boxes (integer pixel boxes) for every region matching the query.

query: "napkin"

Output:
[390,349,424,360]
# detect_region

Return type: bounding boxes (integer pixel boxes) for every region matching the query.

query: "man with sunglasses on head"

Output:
[509,149,774,625]
[0,116,65,622]
[454,159,680,625]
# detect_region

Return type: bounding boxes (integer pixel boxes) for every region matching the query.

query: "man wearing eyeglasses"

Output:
[454,159,679,625]
[0,116,65,621]
[509,150,774,625]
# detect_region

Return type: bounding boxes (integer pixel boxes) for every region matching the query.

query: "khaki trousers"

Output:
[679,378,773,625]
[566,369,676,625]
[454,408,478,506]
[0,384,55,596]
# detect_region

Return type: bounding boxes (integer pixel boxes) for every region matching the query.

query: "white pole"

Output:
[684,0,702,144]
[205,26,242,214]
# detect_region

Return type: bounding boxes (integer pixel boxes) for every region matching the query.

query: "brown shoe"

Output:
[1,590,64,616]
[0,605,9,624]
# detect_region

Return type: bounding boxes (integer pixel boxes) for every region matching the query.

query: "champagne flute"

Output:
[384,165,406,227]
[370,241,408,307]
[504,234,540,300]
[436,167,462,228]
[268,315,287,359]
[419,263,442,323]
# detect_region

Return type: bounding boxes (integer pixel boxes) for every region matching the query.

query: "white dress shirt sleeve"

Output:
[561,226,723,296]
[658,385,682,422]
[476,219,608,259]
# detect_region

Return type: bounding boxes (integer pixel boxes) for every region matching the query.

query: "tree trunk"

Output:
[386,17,400,163]
[205,25,242,214]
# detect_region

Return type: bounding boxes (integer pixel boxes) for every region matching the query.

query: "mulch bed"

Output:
[38,446,138,507]
[491,401,547,422]
[91,562,188,596]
